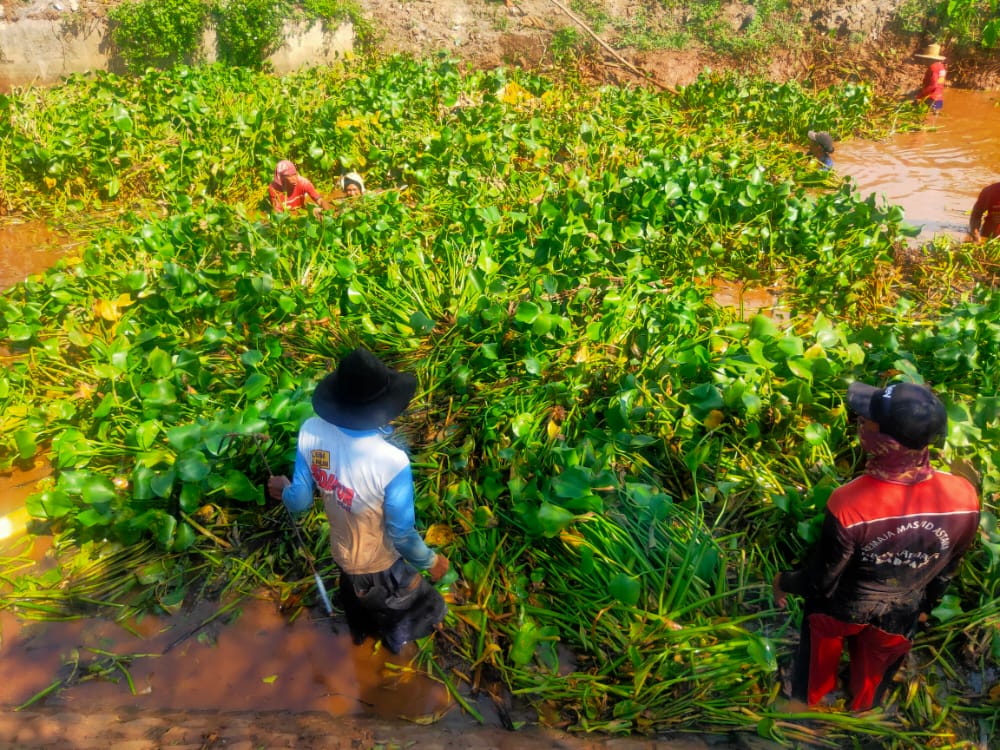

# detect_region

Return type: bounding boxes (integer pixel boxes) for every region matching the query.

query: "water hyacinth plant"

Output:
[1,58,999,745]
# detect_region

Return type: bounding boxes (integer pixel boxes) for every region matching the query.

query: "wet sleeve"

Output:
[384,464,437,570]
[779,512,854,599]
[281,443,315,514]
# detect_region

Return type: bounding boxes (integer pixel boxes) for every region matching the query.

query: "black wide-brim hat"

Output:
[313,347,417,430]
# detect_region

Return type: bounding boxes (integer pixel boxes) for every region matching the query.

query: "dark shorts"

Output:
[340,558,447,653]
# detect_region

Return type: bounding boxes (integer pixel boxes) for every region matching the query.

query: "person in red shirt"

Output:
[774,381,979,711]
[969,181,1000,242]
[268,160,331,216]
[914,43,947,112]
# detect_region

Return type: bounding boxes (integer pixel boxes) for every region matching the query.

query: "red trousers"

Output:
[807,613,912,711]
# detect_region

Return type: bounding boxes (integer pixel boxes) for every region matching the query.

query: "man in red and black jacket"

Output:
[970,181,1000,243]
[773,382,980,711]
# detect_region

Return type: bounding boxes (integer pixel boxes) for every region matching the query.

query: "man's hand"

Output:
[428,554,451,582]
[772,573,788,609]
[267,475,290,501]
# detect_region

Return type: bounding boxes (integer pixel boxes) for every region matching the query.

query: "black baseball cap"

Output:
[846,381,947,450]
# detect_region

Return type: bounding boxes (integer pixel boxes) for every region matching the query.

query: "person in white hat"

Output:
[914,43,947,112]
[268,347,451,653]
[341,172,366,197]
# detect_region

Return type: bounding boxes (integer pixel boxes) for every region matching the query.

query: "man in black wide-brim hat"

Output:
[268,347,451,653]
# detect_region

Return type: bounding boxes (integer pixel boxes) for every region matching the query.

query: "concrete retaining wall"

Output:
[0,13,354,90]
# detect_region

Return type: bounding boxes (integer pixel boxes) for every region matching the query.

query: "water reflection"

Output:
[835,89,1000,243]
[710,279,784,321]
[0,459,51,541]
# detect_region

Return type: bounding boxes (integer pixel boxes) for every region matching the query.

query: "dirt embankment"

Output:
[3,0,999,92]
[355,0,1000,93]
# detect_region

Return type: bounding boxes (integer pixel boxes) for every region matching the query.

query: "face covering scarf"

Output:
[271,160,297,193]
[858,420,934,484]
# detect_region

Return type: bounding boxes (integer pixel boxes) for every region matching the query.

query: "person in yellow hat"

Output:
[914,43,947,112]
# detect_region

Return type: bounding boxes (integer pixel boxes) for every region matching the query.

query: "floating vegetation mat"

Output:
[1,58,998,746]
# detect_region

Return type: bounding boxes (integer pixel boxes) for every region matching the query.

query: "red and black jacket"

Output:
[780,471,979,634]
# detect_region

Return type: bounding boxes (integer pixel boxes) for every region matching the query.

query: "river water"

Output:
[1,86,998,721]
[834,88,1000,243]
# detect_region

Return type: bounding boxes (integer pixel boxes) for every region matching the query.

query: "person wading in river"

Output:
[268,159,332,216]
[341,171,366,197]
[914,43,947,112]
[267,347,451,653]
[969,181,1000,242]
[773,381,979,711]
[807,130,835,170]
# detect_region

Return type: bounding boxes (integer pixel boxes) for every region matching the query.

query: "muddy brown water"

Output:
[0,221,67,291]
[0,89,997,726]
[0,507,455,723]
[0,574,451,718]
[834,88,1000,243]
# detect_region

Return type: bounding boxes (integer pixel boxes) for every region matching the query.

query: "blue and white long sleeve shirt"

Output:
[282,416,437,575]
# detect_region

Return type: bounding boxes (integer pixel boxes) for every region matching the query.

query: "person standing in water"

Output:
[268,159,332,216]
[267,347,451,653]
[969,181,1000,243]
[774,381,979,711]
[807,130,835,170]
[341,172,366,197]
[914,43,947,112]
